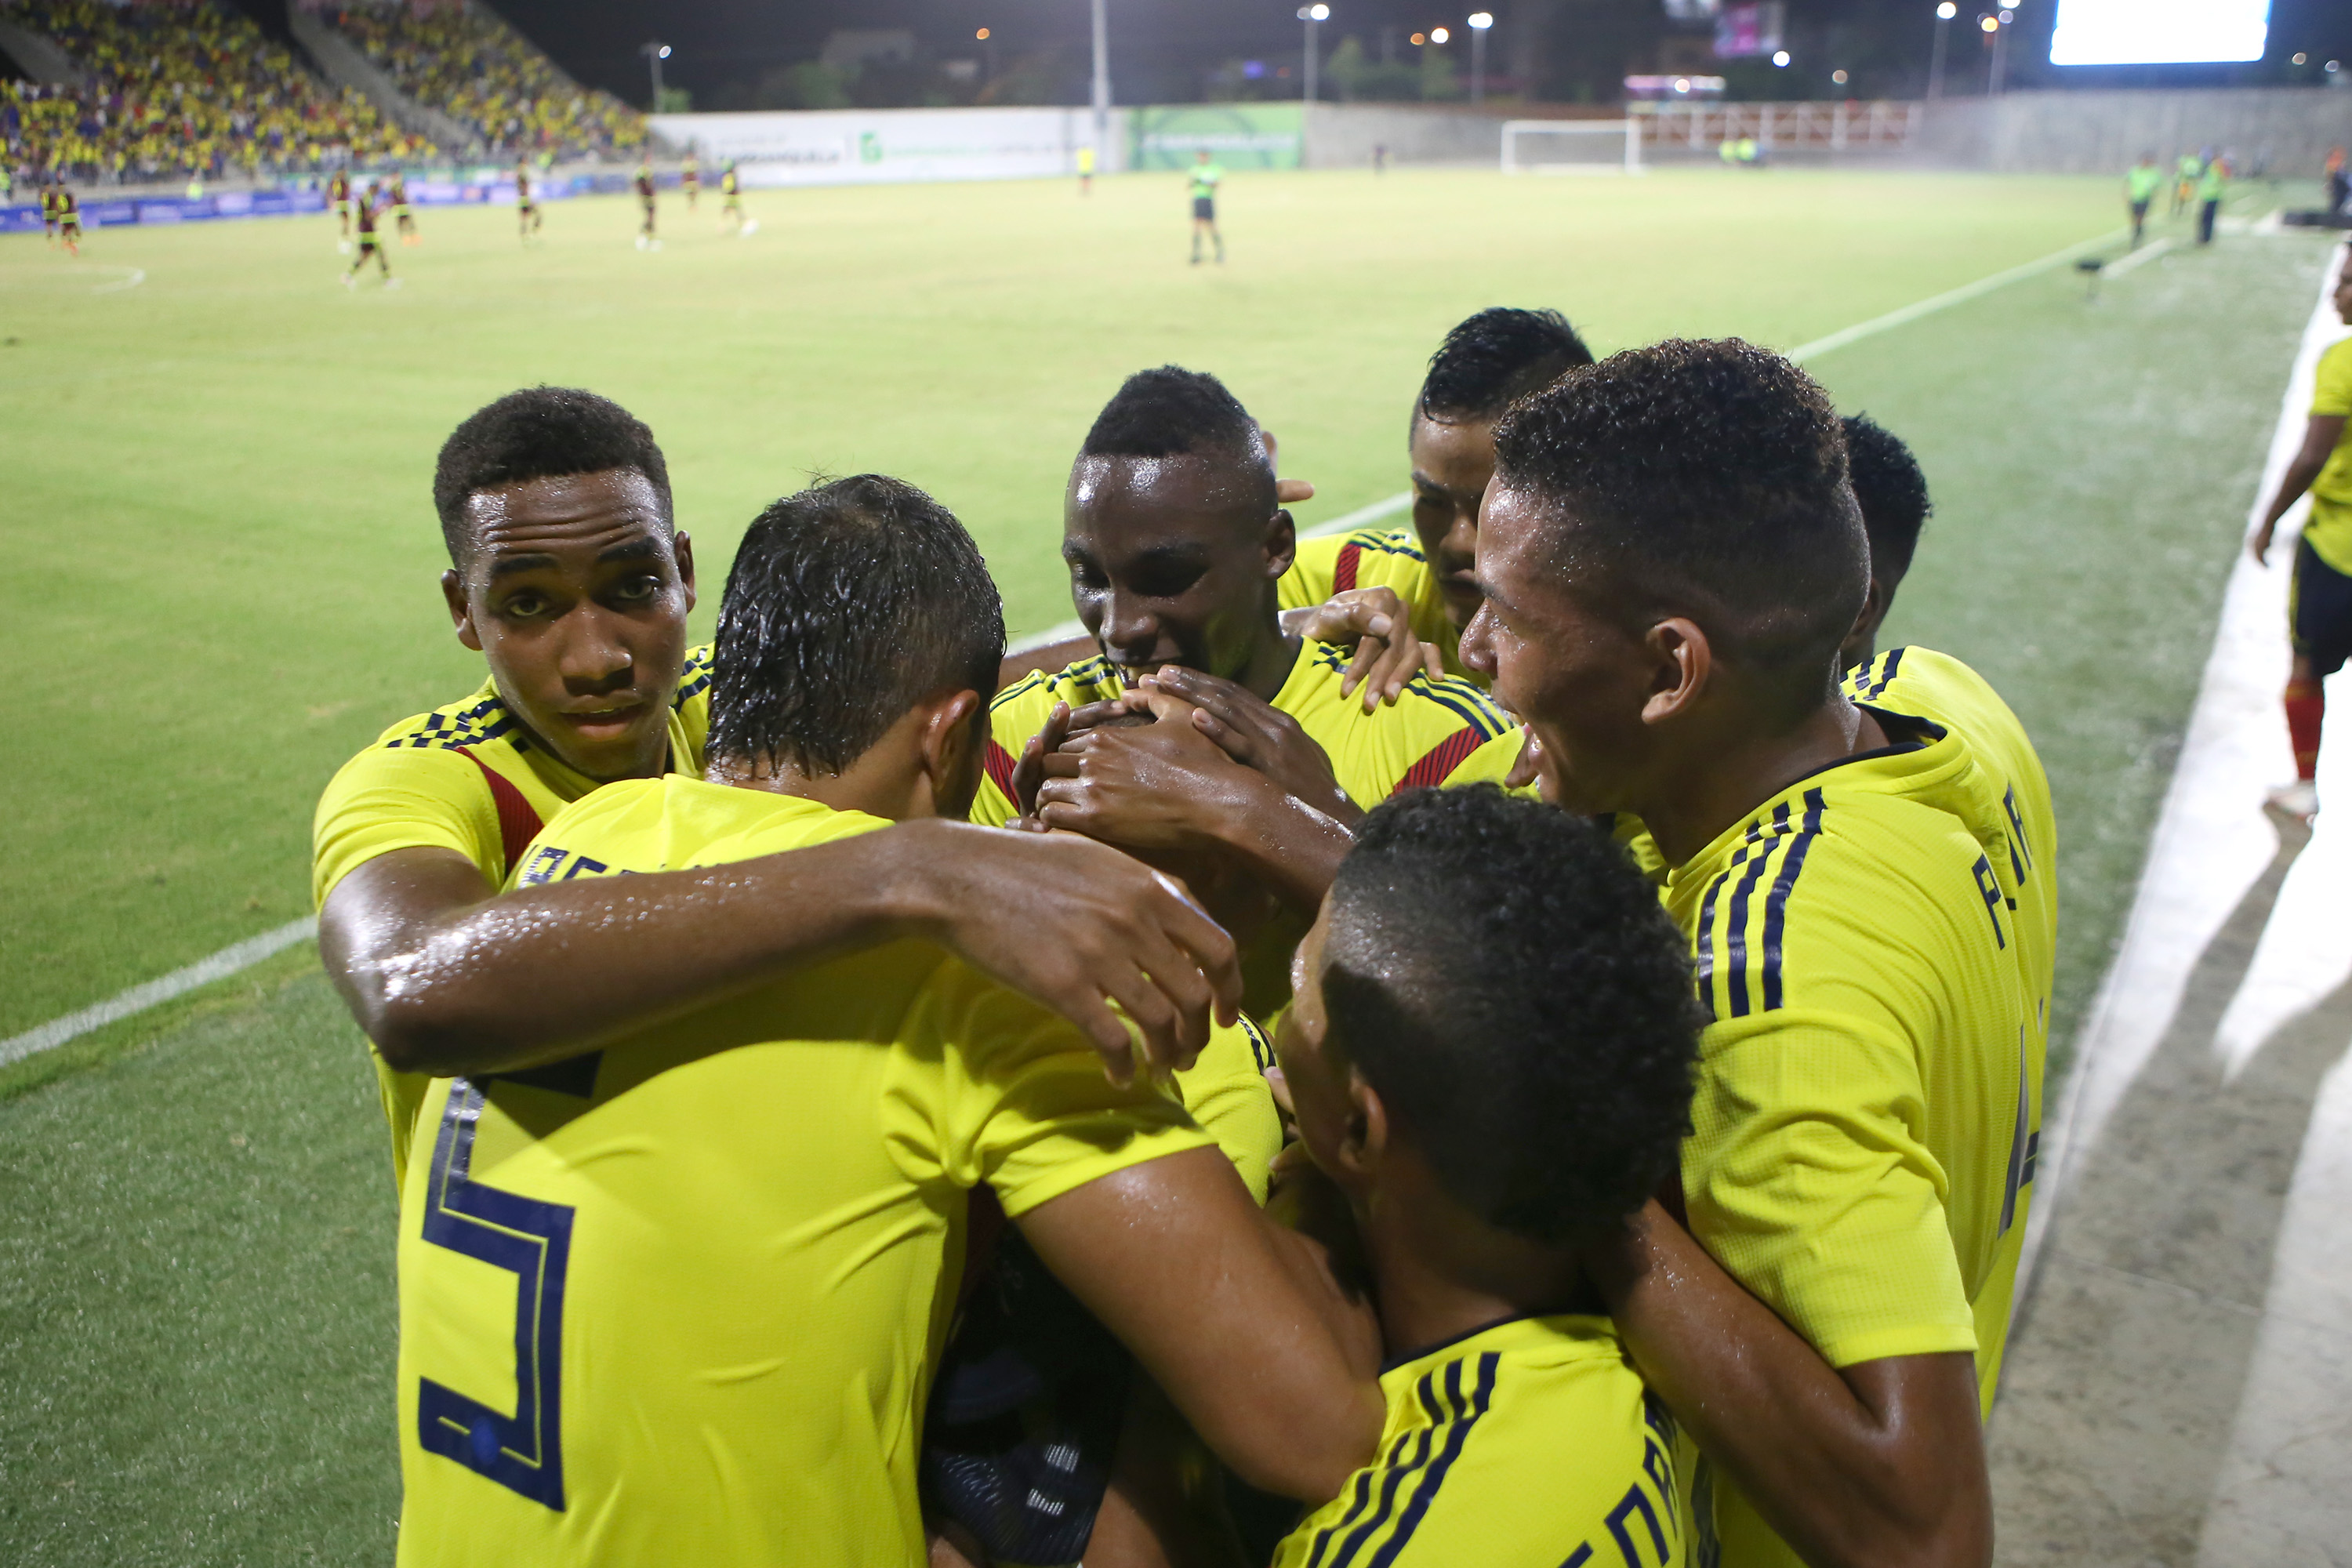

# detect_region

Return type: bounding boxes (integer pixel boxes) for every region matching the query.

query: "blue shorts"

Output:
[2291,536,2352,677]
[1192,197,1216,221]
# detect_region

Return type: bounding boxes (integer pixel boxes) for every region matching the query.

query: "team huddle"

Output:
[312,308,2053,1567]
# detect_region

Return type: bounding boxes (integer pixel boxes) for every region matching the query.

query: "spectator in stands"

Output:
[321,2,642,160]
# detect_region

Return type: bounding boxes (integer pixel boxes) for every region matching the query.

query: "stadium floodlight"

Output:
[1502,118,1643,176]
[1937,1,1957,13]
[638,41,669,113]
[1298,4,1330,164]
[1091,0,1111,170]
[1929,2,1957,100]
[1432,26,1450,43]
[1468,12,1494,104]
[2048,0,2271,65]
[1773,49,1791,66]
[1980,15,1998,31]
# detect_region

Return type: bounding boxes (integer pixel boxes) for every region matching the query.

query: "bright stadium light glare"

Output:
[1772,48,1791,65]
[1980,14,1998,30]
[1673,76,1690,91]
[657,44,671,58]
[1831,67,1849,82]
[1432,26,1450,42]
[2292,51,2305,64]
[1998,9,2013,20]
[1309,3,1330,17]
[1937,1,1957,15]
[1410,30,1426,43]
[976,27,990,39]
[1468,12,1494,27]
[2048,0,2270,64]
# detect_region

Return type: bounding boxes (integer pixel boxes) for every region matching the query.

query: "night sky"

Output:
[488,0,2352,109]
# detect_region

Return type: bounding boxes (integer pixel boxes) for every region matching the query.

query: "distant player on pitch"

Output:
[2126,152,2161,248]
[634,160,659,250]
[681,150,700,212]
[2248,248,2352,821]
[330,168,354,251]
[514,159,542,242]
[344,182,392,289]
[53,180,80,256]
[1076,143,1095,195]
[389,172,418,245]
[1189,149,1225,265]
[719,161,750,234]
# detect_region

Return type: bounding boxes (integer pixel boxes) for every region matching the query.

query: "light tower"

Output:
[1298,4,1330,165]
[1468,12,1494,105]
[1091,0,1111,167]
[1928,2,1956,101]
[639,41,671,113]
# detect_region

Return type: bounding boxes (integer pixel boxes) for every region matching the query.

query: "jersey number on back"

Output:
[416,1080,574,1511]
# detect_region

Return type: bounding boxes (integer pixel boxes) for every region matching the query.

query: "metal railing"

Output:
[1632,100,1924,153]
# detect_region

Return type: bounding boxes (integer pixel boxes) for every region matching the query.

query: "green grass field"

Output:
[0,166,2336,1563]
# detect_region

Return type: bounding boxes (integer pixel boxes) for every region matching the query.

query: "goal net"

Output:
[1500,120,1643,176]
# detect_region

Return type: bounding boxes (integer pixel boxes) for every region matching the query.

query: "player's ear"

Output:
[1339,1066,1391,1180]
[1640,616,1711,726]
[1265,506,1298,581]
[920,688,986,818]
[673,530,696,612]
[441,568,483,652]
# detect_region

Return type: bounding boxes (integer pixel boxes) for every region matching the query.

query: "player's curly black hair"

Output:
[432,386,672,565]
[1842,412,1933,586]
[707,474,1004,779]
[1492,338,1867,717]
[1322,786,1699,1243]
[1081,365,1267,466]
[1417,307,1595,425]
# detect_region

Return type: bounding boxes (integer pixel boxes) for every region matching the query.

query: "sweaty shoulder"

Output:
[1278,524,1429,612]
[312,680,528,906]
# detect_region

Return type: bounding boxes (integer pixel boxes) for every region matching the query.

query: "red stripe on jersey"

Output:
[983,738,1021,806]
[1333,541,1363,594]
[454,747,546,879]
[1392,725,1483,794]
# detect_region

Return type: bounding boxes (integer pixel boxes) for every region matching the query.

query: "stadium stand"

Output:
[1,0,428,182]
[314,1,643,160]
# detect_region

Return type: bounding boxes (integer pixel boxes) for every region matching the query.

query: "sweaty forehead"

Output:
[1065,453,1272,549]
[459,468,670,564]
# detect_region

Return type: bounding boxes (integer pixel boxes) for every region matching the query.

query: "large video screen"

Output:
[2049,0,2270,65]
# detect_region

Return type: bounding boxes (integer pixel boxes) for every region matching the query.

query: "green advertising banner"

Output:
[1128,104,1304,171]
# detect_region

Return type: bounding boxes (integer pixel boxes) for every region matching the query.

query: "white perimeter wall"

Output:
[646,106,1127,187]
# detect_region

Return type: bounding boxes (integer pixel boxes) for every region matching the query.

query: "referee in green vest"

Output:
[1189,149,1225,266]
[2125,153,2162,249]
[2197,154,2230,246]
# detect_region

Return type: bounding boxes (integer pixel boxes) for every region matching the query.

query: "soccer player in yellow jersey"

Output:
[315,389,1250,1192]
[982,366,1521,1011]
[1467,341,2034,1568]
[2249,248,2352,822]
[1272,786,1698,1567]
[1279,307,1594,690]
[393,475,1380,1566]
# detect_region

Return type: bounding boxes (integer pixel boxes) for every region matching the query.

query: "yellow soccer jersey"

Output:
[395,780,1224,1568]
[2303,336,2352,573]
[310,644,713,1189]
[1665,710,2038,1568]
[1278,524,1465,678]
[1274,1316,1680,1568]
[975,647,1517,1012]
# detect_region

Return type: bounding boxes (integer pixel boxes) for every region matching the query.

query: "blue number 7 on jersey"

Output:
[416,1080,574,1511]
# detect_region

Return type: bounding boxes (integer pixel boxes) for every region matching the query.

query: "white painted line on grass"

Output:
[2102,238,2175,280]
[1785,228,2128,365]
[0,916,316,1069]
[91,267,145,294]
[2016,241,2350,1296]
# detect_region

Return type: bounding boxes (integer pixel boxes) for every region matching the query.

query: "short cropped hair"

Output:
[1323,786,1698,1243]
[1417,307,1595,424]
[1492,339,1867,709]
[432,387,671,564]
[707,475,1005,778]
[1842,413,1933,586]
[1082,365,1268,466]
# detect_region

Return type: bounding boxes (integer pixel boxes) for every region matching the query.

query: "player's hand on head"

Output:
[1306,587,1447,710]
[1135,667,1358,823]
[894,820,1240,1085]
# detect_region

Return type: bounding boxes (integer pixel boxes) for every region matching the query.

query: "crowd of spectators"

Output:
[319,2,641,160]
[2,0,431,184]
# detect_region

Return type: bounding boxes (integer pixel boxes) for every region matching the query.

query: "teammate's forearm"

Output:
[1586,1201,1992,1568]
[2261,457,2325,530]
[326,833,944,1076]
[1205,777,1355,914]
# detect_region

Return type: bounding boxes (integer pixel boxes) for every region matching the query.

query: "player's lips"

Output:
[551,699,652,737]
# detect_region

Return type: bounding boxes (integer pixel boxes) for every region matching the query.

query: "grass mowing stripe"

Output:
[1786,227,2127,364]
[0,916,315,1068]
[2102,238,2175,280]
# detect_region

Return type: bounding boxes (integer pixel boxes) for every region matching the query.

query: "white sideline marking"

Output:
[0,917,317,1070]
[91,267,145,294]
[1784,228,2127,364]
[2101,238,2174,280]
[2018,240,2350,1294]
[0,226,2158,1063]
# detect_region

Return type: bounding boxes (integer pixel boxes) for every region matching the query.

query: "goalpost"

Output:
[1500,119,1644,176]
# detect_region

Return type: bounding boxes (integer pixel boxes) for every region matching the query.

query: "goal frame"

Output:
[1500,119,1643,176]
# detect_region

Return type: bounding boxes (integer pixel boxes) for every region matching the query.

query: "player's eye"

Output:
[501,592,548,619]
[610,575,661,604]
[1133,566,1204,599]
